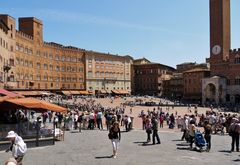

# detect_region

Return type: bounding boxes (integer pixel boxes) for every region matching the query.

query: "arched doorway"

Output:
[205,83,216,103]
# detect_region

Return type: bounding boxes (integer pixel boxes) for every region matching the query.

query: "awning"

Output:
[79,91,89,95]
[112,90,120,94]
[69,91,81,95]
[40,91,54,96]
[61,91,72,95]
[13,91,42,97]
[112,90,129,95]
[1,98,67,113]
[118,90,130,95]
[0,89,23,98]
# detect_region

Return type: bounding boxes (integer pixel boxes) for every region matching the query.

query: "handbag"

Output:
[108,132,113,139]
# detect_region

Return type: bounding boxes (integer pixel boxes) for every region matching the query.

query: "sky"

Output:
[1,0,240,68]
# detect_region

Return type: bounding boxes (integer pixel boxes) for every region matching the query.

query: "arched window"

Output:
[234,55,240,64]
[235,76,240,85]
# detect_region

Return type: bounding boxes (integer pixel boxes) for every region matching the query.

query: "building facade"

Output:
[183,68,210,103]
[133,62,175,96]
[0,15,16,89]
[14,17,85,90]
[85,51,132,94]
[0,14,133,93]
[163,73,183,101]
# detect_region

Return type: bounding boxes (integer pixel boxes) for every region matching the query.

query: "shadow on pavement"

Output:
[177,147,190,150]
[133,141,153,146]
[176,143,189,146]
[218,150,232,153]
[172,139,183,142]
[95,155,113,159]
[233,159,240,162]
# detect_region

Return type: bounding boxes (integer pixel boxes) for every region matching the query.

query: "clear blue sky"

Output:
[1,0,240,68]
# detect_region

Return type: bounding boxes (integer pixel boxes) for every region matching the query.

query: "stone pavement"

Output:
[0,129,239,165]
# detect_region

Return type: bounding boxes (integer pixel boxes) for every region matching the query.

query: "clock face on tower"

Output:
[212,45,221,55]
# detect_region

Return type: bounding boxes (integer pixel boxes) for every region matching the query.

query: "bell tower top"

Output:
[210,0,231,61]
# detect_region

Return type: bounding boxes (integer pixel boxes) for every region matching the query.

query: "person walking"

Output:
[181,115,189,141]
[151,116,161,145]
[229,118,240,152]
[5,131,27,165]
[109,122,121,158]
[145,116,152,143]
[204,120,212,152]
[189,120,196,149]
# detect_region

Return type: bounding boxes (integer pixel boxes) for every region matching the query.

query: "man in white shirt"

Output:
[6,131,27,165]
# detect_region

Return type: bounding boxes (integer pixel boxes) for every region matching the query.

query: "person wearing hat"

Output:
[5,131,27,165]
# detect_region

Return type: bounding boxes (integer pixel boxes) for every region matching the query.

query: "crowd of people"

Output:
[3,95,240,164]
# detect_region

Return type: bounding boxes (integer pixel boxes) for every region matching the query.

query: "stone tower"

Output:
[209,0,231,76]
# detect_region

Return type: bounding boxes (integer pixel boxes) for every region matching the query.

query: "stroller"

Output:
[194,130,207,152]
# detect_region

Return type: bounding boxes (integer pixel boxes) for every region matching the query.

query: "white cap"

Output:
[6,131,16,138]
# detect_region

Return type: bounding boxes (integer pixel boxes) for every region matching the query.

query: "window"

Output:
[49,65,53,71]
[234,55,240,64]
[88,71,93,78]
[56,66,60,71]
[25,60,28,66]
[36,50,41,56]
[16,43,20,51]
[49,54,53,59]
[79,78,83,82]
[79,67,84,72]
[37,63,41,69]
[44,64,48,70]
[55,55,59,61]
[29,61,33,68]
[56,77,60,82]
[16,58,20,65]
[61,56,65,61]
[29,74,33,80]
[235,78,240,85]
[61,66,65,72]
[44,75,48,81]
[36,75,41,80]
[67,66,71,72]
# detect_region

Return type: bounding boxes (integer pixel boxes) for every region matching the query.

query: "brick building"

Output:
[0,15,15,89]
[183,68,210,103]
[132,60,175,96]
[163,73,183,101]
[202,0,240,105]
[0,14,132,93]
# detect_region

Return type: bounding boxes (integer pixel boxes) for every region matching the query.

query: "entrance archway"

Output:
[205,83,216,103]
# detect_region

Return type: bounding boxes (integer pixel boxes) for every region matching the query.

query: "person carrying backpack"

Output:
[5,131,27,165]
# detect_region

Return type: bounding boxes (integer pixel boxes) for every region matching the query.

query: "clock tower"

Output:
[210,0,230,61]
